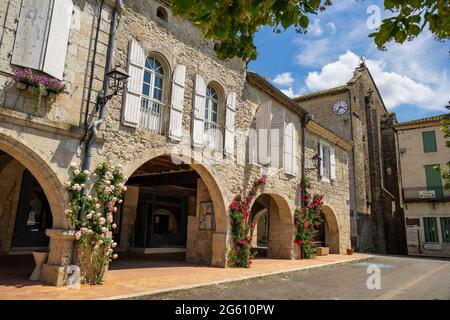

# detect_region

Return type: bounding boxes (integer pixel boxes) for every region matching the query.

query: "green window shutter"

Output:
[441,218,450,243]
[425,164,443,198]
[422,131,437,153]
[424,217,438,242]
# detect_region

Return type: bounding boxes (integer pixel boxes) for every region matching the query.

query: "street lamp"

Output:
[106,66,129,96]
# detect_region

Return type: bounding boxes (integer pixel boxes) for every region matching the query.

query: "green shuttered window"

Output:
[423,217,439,242]
[441,218,450,243]
[422,131,437,153]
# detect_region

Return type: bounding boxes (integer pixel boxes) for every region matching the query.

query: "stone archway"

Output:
[321,205,341,254]
[0,134,67,228]
[121,152,228,267]
[251,193,293,259]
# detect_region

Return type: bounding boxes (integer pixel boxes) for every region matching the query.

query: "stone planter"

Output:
[315,246,329,256]
[74,243,110,285]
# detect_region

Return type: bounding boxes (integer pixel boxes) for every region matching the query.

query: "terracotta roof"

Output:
[396,114,448,127]
[293,85,349,102]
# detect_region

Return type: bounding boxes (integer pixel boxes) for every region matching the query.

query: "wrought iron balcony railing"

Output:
[403,186,450,202]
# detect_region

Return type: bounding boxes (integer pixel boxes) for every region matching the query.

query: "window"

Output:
[425,164,443,198]
[11,0,73,80]
[204,85,221,151]
[156,6,168,21]
[441,218,450,243]
[140,57,165,132]
[422,131,437,153]
[319,142,336,181]
[205,86,219,124]
[423,217,439,242]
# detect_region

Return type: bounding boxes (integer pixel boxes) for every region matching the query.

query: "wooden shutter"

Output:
[12,0,72,80]
[122,39,145,127]
[283,123,296,175]
[192,74,206,148]
[422,131,437,153]
[42,0,73,79]
[256,101,272,165]
[319,142,324,177]
[224,91,236,157]
[423,217,438,242]
[271,109,285,168]
[330,147,336,181]
[169,65,186,141]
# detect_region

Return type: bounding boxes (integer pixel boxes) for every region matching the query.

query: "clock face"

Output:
[333,100,348,115]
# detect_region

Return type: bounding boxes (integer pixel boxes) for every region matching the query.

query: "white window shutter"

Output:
[122,39,145,128]
[292,125,297,174]
[12,0,51,71]
[12,0,72,80]
[319,142,324,177]
[271,109,285,168]
[283,123,295,175]
[256,100,272,165]
[169,65,186,141]
[42,0,73,79]
[249,128,258,164]
[224,91,236,157]
[192,74,206,148]
[330,147,336,181]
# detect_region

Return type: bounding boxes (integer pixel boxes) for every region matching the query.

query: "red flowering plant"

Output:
[228,177,266,268]
[294,179,324,258]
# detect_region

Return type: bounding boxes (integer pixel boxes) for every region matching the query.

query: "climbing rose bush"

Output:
[294,180,324,258]
[228,177,266,268]
[64,161,127,284]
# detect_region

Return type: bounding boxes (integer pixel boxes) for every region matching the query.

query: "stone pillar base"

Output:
[211,232,227,267]
[40,229,75,286]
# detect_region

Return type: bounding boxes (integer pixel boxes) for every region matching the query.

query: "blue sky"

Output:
[248,0,450,122]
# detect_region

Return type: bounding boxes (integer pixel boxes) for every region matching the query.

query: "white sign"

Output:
[419,190,436,199]
[406,227,419,246]
[424,243,442,251]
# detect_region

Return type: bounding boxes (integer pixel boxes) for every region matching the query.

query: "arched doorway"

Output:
[250,193,293,259]
[317,205,340,254]
[118,154,227,266]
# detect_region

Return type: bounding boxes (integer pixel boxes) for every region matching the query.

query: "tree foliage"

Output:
[439,111,450,190]
[369,0,450,50]
[170,0,449,61]
[171,0,331,61]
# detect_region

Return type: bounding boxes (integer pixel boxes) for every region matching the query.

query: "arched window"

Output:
[141,57,165,132]
[156,6,168,21]
[205,85,219,124]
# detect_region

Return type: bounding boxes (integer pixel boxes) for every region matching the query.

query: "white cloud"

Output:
[305,50,448,111]
[271,72,294,87]
[308,19,322,36]
[280,86,306,98]
[326,22,336,34]
[294,38,332,67]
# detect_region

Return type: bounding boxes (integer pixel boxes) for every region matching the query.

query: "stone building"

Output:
[294,63,407,254]
[0,0,352,286]
[396,115,450,257]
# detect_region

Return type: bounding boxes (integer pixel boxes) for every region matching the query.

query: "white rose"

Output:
[96,212,102,217]
[86,213,92,219]
[80,184,85,188]
[95,203,100,209]
[113,254,118,259]
[83,170,90,175]
[101,227,107,233]
[112,223,117,229]
[87,195,93,201]
[64,181,71,188]
[118,199,123,204]
[122,186,127,191]
[75,231,81,240]
[73,169,80,175]
[99,217,106,225]
[111,242,117,248]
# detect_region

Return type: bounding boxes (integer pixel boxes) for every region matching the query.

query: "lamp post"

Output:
[96,66,129,108]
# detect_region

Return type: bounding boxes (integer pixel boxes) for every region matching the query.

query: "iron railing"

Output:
[140,98,165,134]
[403,186,450,202]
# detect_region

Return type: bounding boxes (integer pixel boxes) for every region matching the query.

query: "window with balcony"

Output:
[140,57,165,133]
[204,85,221,152]
[422,131,437,153]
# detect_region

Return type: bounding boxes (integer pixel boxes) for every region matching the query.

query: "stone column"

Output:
[40,229,75,286]
[119,186,139,251]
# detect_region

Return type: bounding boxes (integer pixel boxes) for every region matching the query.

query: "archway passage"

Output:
[317,205,340,254]
[250,194,293,259]
[118,155,225,266]
[0,149,54,283]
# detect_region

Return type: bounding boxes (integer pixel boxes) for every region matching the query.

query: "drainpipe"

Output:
[77,0,122,223]
[82,0,122,172]
[300,113,313,208]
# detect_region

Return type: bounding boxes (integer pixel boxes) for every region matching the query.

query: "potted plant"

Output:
[346,248,354,255]
[13,69,67,114]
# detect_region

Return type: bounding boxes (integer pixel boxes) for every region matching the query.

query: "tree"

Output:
[369,0,450,51]
[170,0,449,61]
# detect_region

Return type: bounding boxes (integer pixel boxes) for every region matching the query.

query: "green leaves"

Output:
[171,0,331,61]
[371,0,449,50]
